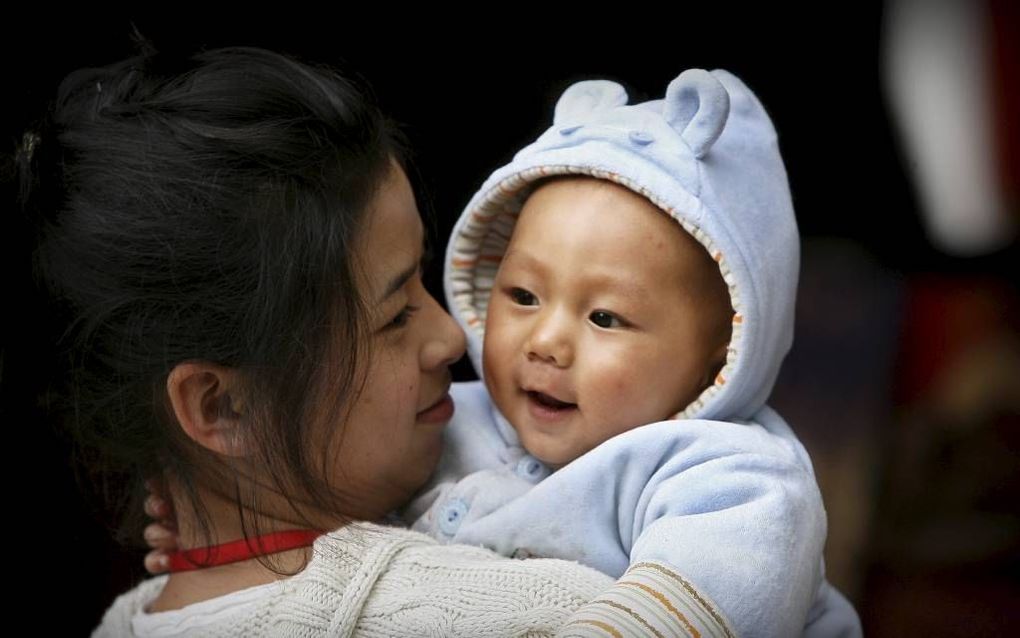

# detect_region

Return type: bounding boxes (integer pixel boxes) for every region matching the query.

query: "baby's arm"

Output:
[453,410,828,638]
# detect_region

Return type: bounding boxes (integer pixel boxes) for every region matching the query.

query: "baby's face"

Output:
[482,177,732,468]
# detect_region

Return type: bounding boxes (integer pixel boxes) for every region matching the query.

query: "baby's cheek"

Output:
[481,326,500,370]
[607,377,670,430]
[602,357,645,399]
[586,384,637,439]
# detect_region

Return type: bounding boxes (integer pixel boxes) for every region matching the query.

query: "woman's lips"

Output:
[416,392,454,424]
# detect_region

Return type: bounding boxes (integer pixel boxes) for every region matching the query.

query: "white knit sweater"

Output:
[95,523,732,637]
[93,522,615,637]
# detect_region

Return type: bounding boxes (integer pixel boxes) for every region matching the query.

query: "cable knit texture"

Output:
[92,523,616,637]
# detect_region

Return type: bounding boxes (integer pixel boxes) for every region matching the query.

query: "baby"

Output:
[404,69,862,637]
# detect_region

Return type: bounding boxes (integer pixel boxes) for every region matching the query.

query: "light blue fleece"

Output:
[408,69,862,637]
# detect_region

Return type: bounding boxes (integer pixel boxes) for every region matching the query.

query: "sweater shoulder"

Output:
[90,576,168,637]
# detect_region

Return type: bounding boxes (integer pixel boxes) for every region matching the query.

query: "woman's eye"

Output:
[385,305,419,331]
[589,311,623,328]
[509,288,537,306]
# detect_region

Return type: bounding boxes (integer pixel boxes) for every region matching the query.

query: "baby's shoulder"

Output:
[573,406,814,478]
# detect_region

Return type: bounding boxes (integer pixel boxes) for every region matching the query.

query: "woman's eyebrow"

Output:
[378,263,417,304]
[377,237,428,304]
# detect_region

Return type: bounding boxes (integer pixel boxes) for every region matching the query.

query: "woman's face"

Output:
[325,163,466,521]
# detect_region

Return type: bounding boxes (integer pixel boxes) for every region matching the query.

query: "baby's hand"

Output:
[142,479,179,574]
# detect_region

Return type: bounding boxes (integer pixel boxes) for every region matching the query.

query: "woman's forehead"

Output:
[357,166,424,301]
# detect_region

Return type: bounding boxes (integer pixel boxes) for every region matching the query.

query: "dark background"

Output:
[3,5,1017,635]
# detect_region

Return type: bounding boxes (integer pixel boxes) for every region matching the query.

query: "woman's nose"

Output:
[420,293,466,370]
[525,310,573,368]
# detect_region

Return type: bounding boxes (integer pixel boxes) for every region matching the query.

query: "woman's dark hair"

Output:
[19,44,408,569]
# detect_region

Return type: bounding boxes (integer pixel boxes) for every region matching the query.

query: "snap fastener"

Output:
[515,455,548,482]
[629,130,654,145]
[439,498,469,536]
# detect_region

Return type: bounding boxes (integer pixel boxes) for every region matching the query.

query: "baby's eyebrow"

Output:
[501,249,546,272]
[583,272,651,303]
[504,250,652,302]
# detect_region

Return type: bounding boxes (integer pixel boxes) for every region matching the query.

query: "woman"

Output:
[23,45,694,636]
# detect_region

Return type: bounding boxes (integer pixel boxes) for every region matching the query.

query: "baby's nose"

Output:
[525,313,573,367]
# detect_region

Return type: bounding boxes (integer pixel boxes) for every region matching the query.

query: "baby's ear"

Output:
[553,80,629,125]
[663,69,730,159]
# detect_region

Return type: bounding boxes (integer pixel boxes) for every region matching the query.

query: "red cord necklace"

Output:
[167,529,326,573]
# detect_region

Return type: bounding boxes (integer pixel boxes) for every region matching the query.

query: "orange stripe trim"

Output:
[619,581,699,638]
[570,619,622,638]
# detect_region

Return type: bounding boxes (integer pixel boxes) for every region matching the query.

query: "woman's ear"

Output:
[166,362,248,457]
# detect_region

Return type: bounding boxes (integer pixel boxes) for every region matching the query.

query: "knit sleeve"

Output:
[333,526,617,637]
[554,561,736,638]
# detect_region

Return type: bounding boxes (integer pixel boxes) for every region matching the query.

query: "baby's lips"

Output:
[523,386,577,407]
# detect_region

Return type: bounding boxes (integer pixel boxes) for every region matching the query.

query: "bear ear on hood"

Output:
[553,80,629,125]
[664,69,730,159]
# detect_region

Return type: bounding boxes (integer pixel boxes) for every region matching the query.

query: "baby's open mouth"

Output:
[526,390,577,411]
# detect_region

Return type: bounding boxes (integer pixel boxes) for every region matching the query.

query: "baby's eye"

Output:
[509,287,538,306]
[589,311,624,329]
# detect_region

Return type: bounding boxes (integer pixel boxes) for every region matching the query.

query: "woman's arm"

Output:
[553,561,738,637]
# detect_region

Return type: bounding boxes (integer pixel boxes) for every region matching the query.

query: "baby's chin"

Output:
[512,429,586,471]
[524,448,570,471]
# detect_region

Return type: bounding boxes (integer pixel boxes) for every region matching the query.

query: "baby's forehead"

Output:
[515,177,664,230]
[503,235,714,300]
[514,179,708,256]
[505,180,726,299]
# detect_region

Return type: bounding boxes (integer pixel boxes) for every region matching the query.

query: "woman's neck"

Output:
[147,545,314,612]
[147,483,332,613]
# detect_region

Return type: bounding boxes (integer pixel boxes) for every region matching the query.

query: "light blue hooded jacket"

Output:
[404,69,861,638]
